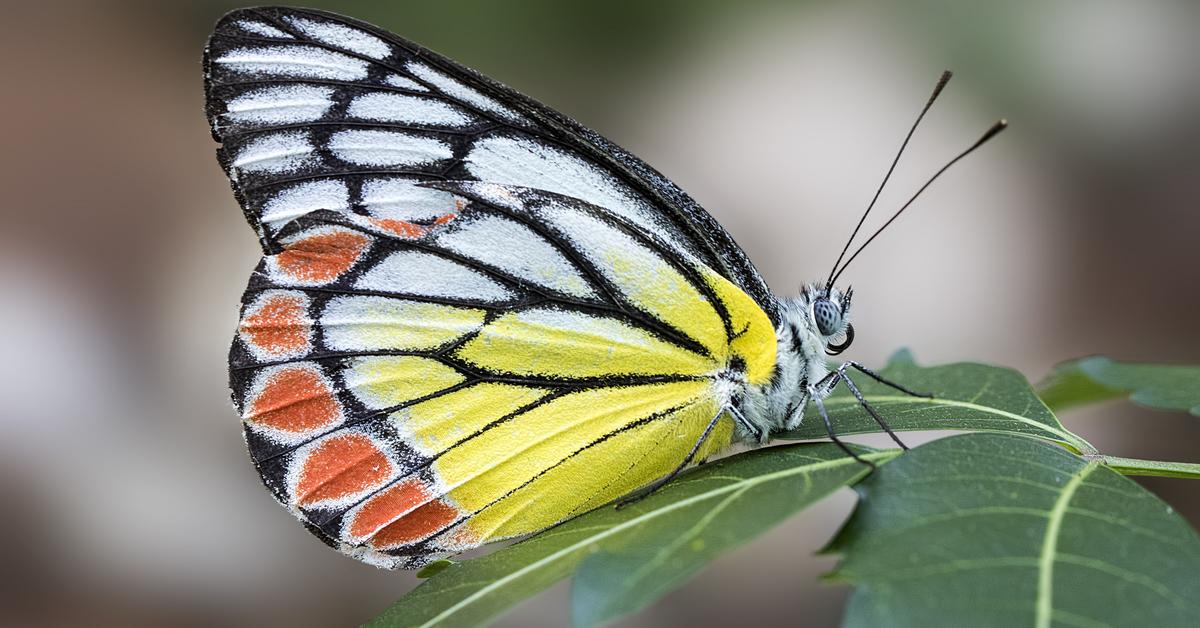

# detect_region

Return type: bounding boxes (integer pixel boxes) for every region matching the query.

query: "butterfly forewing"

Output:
[205,6,776,319]
[209,7,779,568]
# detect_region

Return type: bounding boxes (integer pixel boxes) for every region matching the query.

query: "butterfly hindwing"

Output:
[204,5,778,322]
[228,184,772,567]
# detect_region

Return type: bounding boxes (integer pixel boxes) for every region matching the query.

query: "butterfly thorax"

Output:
[737,284,852,441]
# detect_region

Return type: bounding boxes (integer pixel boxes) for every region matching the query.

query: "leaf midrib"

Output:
[820,395,1087,450]
[415,449,890,627]
[1036,460,1098,628]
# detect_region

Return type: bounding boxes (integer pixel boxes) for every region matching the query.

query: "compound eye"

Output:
[813,298,841,336]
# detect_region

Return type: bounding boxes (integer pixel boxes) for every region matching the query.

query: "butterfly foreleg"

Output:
[830,360,930,452]
[615,406,728,509]
[807,380,876,469]
[841,360,933,399]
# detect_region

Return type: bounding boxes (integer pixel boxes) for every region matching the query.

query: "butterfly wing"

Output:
[203,5,778,323]
[208,7,780,568]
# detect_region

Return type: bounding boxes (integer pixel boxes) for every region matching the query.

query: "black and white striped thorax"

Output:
[739,284,854,439]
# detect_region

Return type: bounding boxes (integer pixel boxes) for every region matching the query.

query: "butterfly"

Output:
[205,6,1003,569]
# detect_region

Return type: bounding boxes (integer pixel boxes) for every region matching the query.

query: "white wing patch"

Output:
[213,45,369,80]
[354,250,516,302]
[435,214,597,300]
[224,85,335,126]
[347,93,478,128]
[465,135,680,251]
[321,296,485,351]
[406,61,529,125]
[283,16,392,59]
[385,74,428,91]
[261,180,350,229]
[234,20,293,39]
[232,131,317,174]
[329,130,453,167]
[361,178,461,221]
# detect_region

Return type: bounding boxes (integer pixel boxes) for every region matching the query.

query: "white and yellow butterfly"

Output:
[205,6,1000,569]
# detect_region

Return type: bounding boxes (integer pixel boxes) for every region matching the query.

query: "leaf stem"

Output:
[1090,455,1200,479]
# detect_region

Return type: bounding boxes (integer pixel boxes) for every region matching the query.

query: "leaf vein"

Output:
[1036,461,1099,628]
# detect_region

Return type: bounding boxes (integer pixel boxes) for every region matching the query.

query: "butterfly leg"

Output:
[808,381,876,469]
[833,363,909,450]
[842,361,933,399]
[615,407,727,509]
[730,402,767,443]
[782,377,811,431]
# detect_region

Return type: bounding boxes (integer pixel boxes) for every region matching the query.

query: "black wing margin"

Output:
[204,6,779,323]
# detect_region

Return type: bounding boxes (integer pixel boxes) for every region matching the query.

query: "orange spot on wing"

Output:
[350,479,434,539]
[295,434,391,507]
[276,229,370,283]
[240,293,310,357]
[369,218,430,238]
[247,366,339,434]
[369,213,457,238]
[369,499,459,550]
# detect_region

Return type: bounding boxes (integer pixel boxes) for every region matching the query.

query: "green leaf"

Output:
[568,444,895,627]
[368,443,898,628]
[1037,356,1200,416]
[827,433,1200,628]
[415,559,456,579]
[775,353,1093,454]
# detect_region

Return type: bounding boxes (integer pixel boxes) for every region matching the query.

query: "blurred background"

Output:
[2,1,1197,626]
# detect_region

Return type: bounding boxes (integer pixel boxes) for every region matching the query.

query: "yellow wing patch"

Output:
[438,380,713,512]
[396,382,551,456]
[455,307,716,379]
[701,267,778,386]
[343,356,465,409]
[458,394,731,541]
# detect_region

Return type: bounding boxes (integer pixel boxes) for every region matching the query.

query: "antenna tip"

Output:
[978,119,1008,144]
[930,70,953,101]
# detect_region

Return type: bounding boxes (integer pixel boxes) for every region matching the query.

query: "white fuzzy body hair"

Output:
[734,282,853,442]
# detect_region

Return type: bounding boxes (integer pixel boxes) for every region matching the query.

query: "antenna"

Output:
[827,119,1008,287]
[824,70,954,292]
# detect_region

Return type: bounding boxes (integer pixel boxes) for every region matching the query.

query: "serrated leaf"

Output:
[368,443,897,628]
[827,433,1200,628]
[1037,356,1200,416]
[775,353,1092,453]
